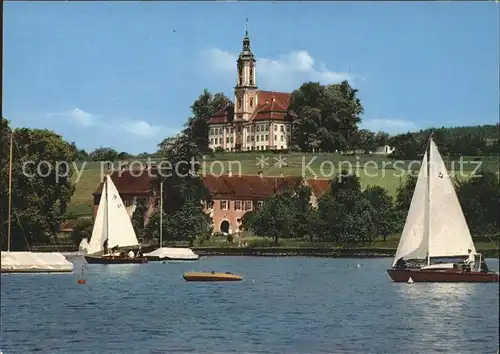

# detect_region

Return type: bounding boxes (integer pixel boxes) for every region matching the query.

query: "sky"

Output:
[3,2,499,154]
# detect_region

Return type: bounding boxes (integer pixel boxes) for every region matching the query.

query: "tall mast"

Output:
[159,181,163,248]
[105,175,109,247]
[7,131,13,252]
[425,131,433,266]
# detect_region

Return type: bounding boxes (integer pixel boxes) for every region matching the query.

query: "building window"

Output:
[251,136,254,141]
[281,135,284,141]
[256,135,260,142]
[256,125,260,132]
[286,125,290,132]
[275,135,277,141]
[235,201,242,210]
[251,126,255,132]
[274,125,277,131]
[244,200,253,211]
[246,136,250,142]
[257,201,263,208]
[226,137,229,143]
[250,98,253,107]
[230,137,234,143]
[238,97,243,108]
[220,200,227,210]
[265,125,269,131]
[210,138,214,144]
[123,199,131,207]
[280,125,284,132]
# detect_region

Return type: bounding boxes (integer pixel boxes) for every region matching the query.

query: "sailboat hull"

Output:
[84,255,148,264]
[387,268,500,283]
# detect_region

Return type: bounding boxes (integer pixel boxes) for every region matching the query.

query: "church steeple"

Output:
[234,18,258,123]
[236,18,256,88]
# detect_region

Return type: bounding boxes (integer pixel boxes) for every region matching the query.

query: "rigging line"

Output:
[11,132,68,252]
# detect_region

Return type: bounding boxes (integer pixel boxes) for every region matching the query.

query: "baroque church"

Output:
[208,25,292,152]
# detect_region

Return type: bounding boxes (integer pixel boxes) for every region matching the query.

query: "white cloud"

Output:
[360,119,418,134]
[202,48,353,91]
[120,120,173,138]
[48,108,97,127]
[47,108,179,138]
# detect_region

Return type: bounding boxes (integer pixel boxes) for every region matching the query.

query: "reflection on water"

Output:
[394,282,487,352]
[1,257,498,353]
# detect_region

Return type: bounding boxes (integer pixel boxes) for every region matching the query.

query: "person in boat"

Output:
[395,257,407,269]
[128,249,135,258]
[103,240,109,255]
[464,249,475,272]
[480,258,489,273]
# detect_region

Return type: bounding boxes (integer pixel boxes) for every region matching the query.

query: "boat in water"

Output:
[183,271,242,282]
[142,181,199,262]
[84,175,148,264]
[387,135,499,283]
[143,247,199,261]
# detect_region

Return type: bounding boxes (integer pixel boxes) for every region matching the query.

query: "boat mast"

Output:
[105,173,109,248]
[7,131,13,252]
[425,131,433,266]
[159,181,163,248]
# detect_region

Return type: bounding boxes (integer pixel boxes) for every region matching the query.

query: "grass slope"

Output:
[67,152,499,216]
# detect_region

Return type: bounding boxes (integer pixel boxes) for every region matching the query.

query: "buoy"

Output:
[77,264,86,285]
[355,264,361,268]
[407,277,414,284]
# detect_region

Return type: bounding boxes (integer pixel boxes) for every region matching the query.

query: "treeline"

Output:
[242,170,499,245]
[388,125,499,160]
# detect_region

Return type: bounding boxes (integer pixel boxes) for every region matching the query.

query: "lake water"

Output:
[1,257,499,353]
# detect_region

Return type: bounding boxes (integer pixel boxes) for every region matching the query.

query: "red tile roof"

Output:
[93,169,154,195]
[91,168,331,201]
[307,179,331,197]
[207,90,291,125]
[202,174,302,200]
[60,219,77,232]
[207,104,234,124]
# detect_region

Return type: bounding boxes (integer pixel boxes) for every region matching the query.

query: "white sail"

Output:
[86,182,108,255]
[105,175,140,249]
[392,152,429,266]
[86,175,140,255]
[428,140,475,258]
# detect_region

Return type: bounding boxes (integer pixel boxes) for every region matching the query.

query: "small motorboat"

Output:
[183,271,243,282]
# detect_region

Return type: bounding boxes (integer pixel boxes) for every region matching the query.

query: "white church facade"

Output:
[207,25,292,152]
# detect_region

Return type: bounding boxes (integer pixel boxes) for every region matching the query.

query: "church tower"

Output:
[234,19,258,122]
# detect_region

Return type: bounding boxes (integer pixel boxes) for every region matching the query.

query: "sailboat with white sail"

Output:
[143,181,199,262]
[1,130,73,273]
[387,135,499,282]
[84,174,148,264]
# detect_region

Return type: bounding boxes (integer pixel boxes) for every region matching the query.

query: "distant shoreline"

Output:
[30,245,499,258]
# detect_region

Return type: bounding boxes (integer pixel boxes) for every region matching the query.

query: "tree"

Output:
[363,185,398,241]
[316,172,378,243]
[457,170,500,236]
[374,131,390,147]
[355,129,376,153]
[131,199,148,237]
[1,118,76,250]
[70,218,93,245]
[289,81,363,152]
[183,89,232,154]
[89,147,119,161]
[152,132,213,245]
